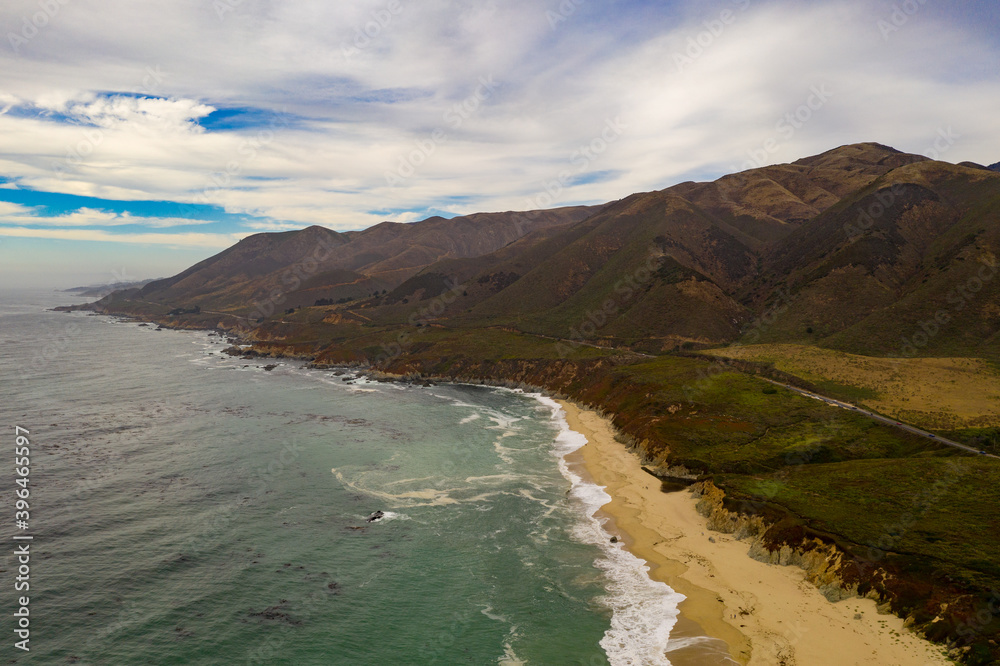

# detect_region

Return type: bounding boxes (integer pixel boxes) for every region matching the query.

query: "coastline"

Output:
[56,308,982,662]
[557,398,953,666]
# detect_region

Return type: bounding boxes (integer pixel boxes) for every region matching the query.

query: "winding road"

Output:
[762,378,998,459]
[109,301,996,461]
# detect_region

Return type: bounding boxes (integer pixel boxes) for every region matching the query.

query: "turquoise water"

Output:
[1,290,684,665]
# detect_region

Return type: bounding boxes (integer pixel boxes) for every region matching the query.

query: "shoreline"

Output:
[557,398,952,666]
[59,310,973,662]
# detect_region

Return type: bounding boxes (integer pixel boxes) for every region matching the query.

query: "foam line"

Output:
[532,395,683,666]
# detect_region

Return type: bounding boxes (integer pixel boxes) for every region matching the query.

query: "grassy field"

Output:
[719,457,1000,592]
[568,357,957,472]
[701,343,1000,430]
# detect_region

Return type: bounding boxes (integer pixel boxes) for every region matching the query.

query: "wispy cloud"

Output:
[0,0,997,235]
[240,220,310,232]
[0,225,243,248]
[0,202,218,228]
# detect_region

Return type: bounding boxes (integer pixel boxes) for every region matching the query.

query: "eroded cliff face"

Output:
[693,481,868,600]
[690,481,996,664]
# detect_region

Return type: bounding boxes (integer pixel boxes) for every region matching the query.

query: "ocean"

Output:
[1,289,688,665]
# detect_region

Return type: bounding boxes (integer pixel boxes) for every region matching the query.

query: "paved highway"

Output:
[763,379,998,459]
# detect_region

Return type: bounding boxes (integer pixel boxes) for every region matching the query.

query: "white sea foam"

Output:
[493,438,518,465]
[459,414,481,424]
[331,468,461,507]
[480,605,508,623]
[485,412,522,433]
[663,635,734,654]
[480,607,525,666]
[531,394,682,666]
[463,474,521,485]
[373,511,410,522]
[497,641,526,665]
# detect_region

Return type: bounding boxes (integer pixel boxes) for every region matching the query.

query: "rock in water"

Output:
[366,511,385,523]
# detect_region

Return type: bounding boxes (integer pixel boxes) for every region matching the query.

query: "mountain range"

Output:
[94,142,1000,361]
[122,206,597,315]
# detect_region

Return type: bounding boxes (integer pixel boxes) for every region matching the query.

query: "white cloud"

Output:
[65,96,215,134]
[0,201,31,216]
[0,202,218,228]
[0,92,17,115]
[241,220,310,232]
[0,0,997,233]
[0,226,244,248]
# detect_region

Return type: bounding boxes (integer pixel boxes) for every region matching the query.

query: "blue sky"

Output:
[1,0,999,288]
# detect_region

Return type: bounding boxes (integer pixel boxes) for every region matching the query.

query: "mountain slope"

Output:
[90,143,999,357]
[748,160,1000,357]
[115,206,599,315]
[361,143,936,349]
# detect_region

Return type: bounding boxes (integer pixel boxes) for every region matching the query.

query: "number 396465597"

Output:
[15,427,30,525]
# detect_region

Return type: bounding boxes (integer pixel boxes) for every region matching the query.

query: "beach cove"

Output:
[559,399,954,665]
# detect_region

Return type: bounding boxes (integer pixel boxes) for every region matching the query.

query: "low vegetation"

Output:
[702,343,1000,430]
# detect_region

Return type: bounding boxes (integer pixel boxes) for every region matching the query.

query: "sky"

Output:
[1,0,999,288]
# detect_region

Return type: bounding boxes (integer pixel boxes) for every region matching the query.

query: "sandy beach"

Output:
[558,399,952,666]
